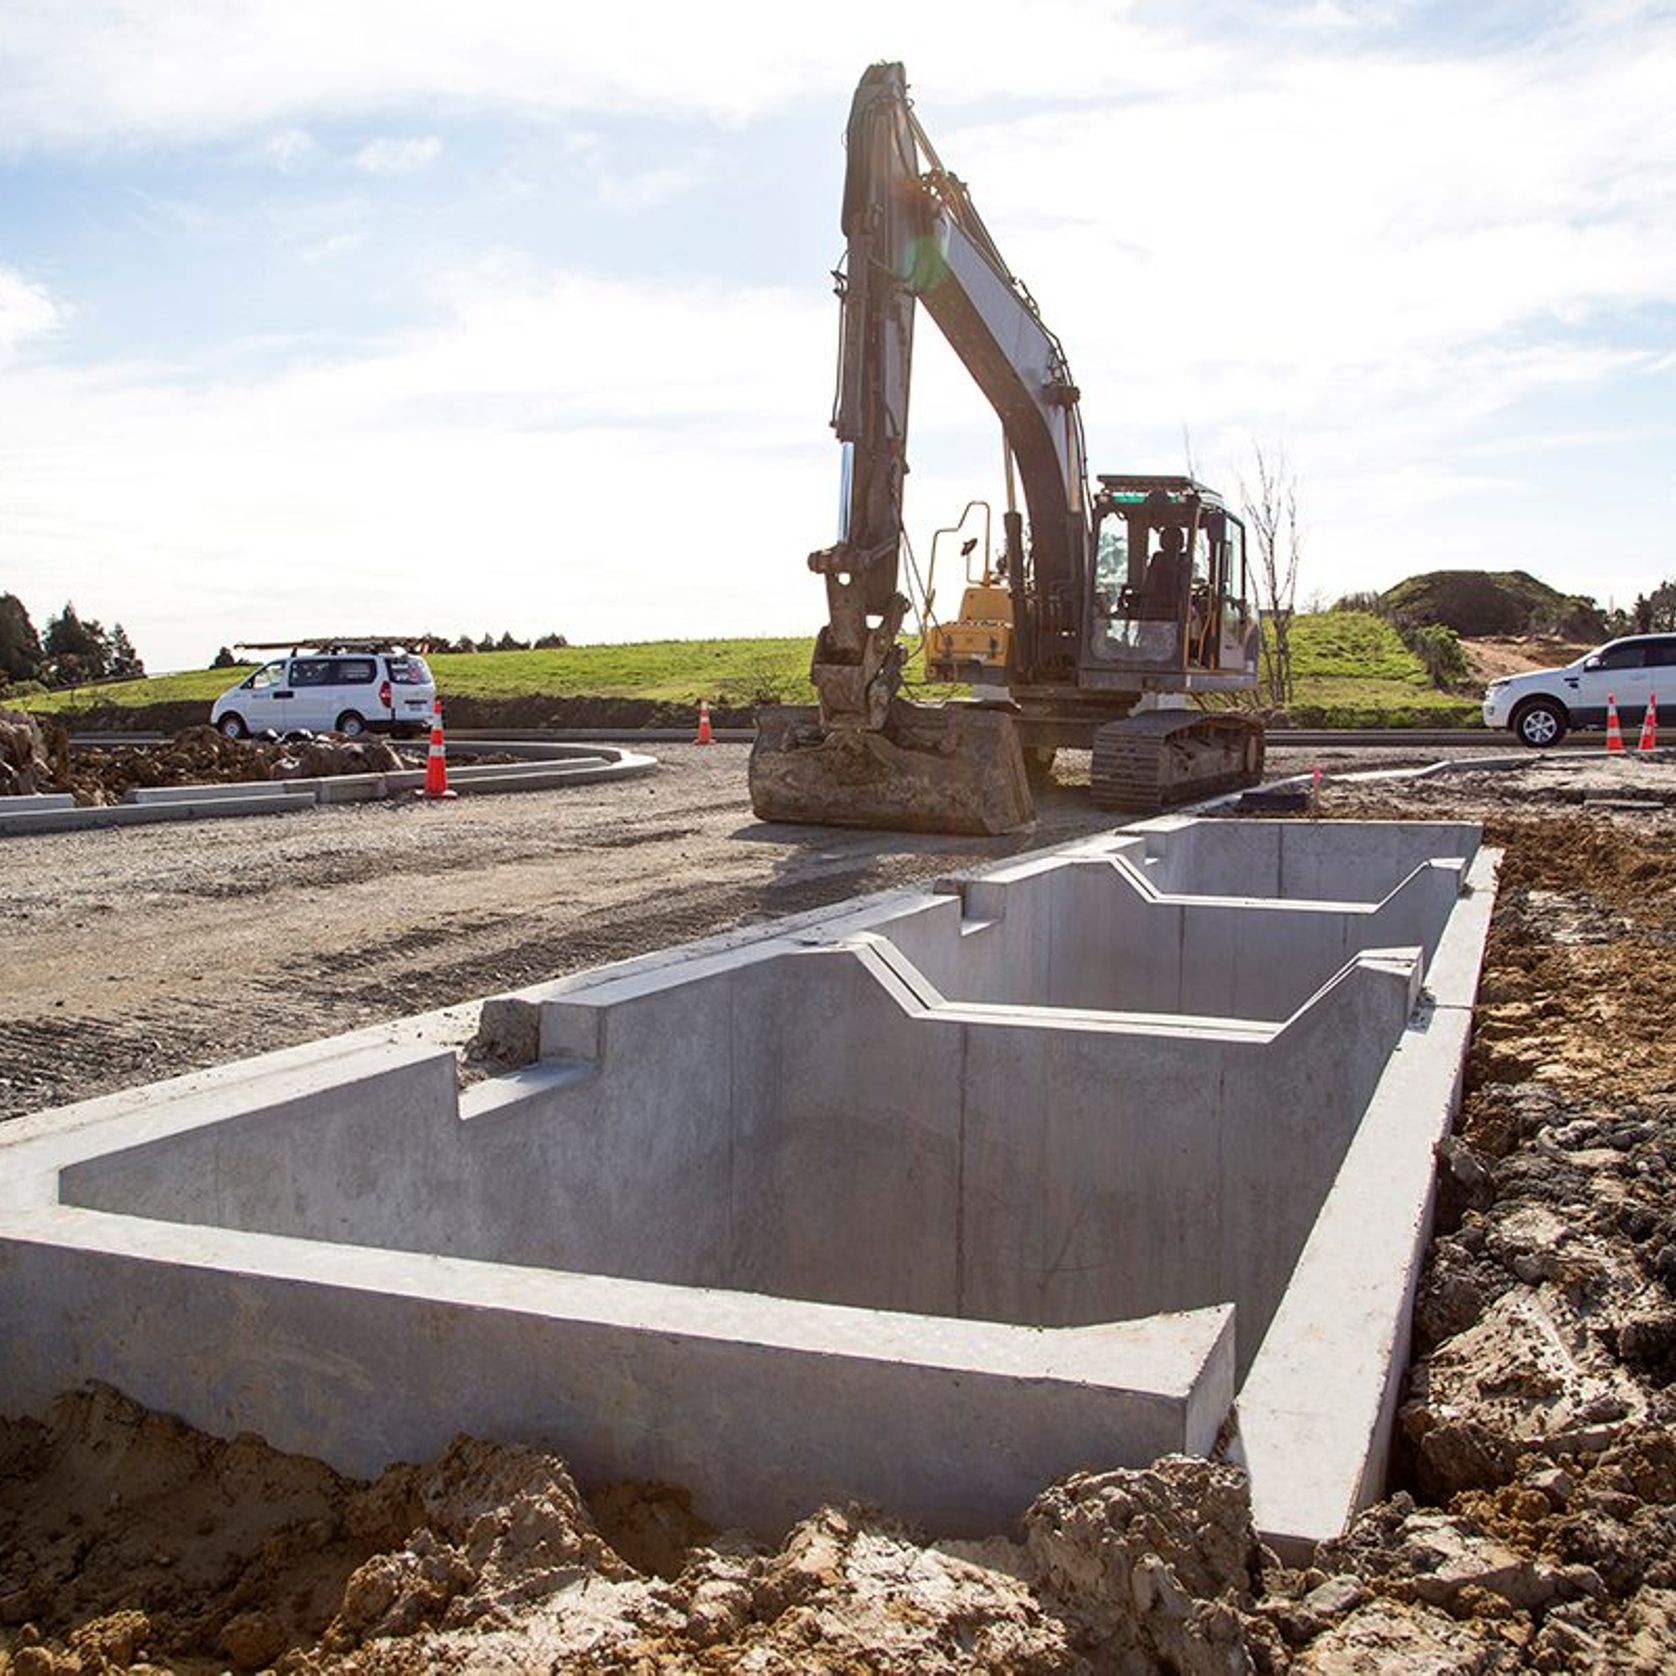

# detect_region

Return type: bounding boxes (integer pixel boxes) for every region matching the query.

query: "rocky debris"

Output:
[1022,1458,1276,1673]
[9,785,1676,1672]
[0,708,66,796]
[60,727,404,805]
[267,735,403,782]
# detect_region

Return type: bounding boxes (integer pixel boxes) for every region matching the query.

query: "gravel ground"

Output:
[0,744,1119,1122]
[0,738,1585,1124]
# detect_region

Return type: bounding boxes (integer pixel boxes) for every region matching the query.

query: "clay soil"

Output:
[5,749,1676,1671]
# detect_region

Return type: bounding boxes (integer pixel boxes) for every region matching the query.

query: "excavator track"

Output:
[1089,711,1265,815]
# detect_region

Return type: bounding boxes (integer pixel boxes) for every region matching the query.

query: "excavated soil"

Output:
[1460,637,1595,686]
[4,753,1676,1671]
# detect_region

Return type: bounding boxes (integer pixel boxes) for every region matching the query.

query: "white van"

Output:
[211,648,438,739]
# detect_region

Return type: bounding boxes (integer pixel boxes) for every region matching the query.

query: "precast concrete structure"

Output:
[0,817,1496,1553]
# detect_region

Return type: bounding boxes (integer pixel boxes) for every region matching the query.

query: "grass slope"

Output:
[1288,612,1477,726]
[16,615,1478,726]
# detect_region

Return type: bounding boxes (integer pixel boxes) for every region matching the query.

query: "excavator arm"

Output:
[751,60,1105,835]
[809,61,1090,728]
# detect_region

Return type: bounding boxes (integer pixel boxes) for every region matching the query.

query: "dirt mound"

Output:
[0,709,67,796]
[63,728,404,805]
[433,694,756,732]
[1383,569,1606,639]
[0,1390,1275,1675]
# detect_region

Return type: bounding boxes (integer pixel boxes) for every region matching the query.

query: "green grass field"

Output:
[13,613,1479,726]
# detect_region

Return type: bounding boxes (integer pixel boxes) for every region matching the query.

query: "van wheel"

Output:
[1513,698,1566,748]
[219,714,246,740]
[335,711,366,737]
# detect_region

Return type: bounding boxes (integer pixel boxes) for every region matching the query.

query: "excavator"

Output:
[748,62,1265,835]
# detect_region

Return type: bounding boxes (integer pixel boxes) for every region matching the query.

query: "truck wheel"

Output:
[1512,698,1566,748]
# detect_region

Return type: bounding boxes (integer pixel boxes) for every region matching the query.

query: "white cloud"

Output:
[354,134,443,175]
[0,1,1213,147]
[262,127,316,169]
[0,264,62,361]
[2,2,1674,659]
[0,269,837,669]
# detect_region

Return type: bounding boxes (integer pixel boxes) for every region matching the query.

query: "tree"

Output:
[43,602,111,688]
[106,623,144,680]
[533,631,569,649]
[0,594,43,685]
[1239,442,1304,706]
[1632,580,1676,633]
[211,646,238,667]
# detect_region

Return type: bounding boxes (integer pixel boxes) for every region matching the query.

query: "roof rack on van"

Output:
[234,637,432,655]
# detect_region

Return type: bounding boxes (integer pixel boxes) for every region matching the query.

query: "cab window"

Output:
[1596,643,1648,671]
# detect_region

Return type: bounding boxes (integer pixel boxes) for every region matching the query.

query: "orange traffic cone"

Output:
[1639,692,1659,753]
[695,699,714,746]
[417,697,457,799]
[1606,692,1625,754]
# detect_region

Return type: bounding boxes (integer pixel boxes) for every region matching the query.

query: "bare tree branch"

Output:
[1239,440,1304,706]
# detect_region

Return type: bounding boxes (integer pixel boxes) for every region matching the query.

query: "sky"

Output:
[1,0,1673,673]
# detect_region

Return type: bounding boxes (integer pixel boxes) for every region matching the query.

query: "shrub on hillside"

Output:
[1407,623,1470,688]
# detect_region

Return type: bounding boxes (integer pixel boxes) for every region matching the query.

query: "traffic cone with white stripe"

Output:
[1639,692,1659,753]
[417,697,457,799]
[1606,692,1625,754]
[695,699,714,746]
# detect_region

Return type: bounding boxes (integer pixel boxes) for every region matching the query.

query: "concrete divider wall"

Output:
[899,850,1463,1023]
[1137,817,1481,902]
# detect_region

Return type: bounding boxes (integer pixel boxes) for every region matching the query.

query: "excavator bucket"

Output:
[748,699,1035,836]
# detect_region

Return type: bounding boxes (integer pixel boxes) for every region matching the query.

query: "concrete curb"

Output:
[0,743,658,837]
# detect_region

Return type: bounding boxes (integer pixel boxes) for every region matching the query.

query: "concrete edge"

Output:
[1236,843,1502,1561]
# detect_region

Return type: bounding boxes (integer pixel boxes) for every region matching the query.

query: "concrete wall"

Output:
[65,933,1420,1375]
[0,1206,1232,1537]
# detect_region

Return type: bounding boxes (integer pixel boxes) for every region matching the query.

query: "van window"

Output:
[290,658,335,687]
[386,656,432,684]
[250,660,288,691]
[335,658,377,684]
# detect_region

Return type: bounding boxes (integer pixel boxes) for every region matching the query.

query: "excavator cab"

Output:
[1085,477,1259,685]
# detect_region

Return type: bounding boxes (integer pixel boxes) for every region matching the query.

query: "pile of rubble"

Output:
[50,728,405,806]
[0,709,66,797]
